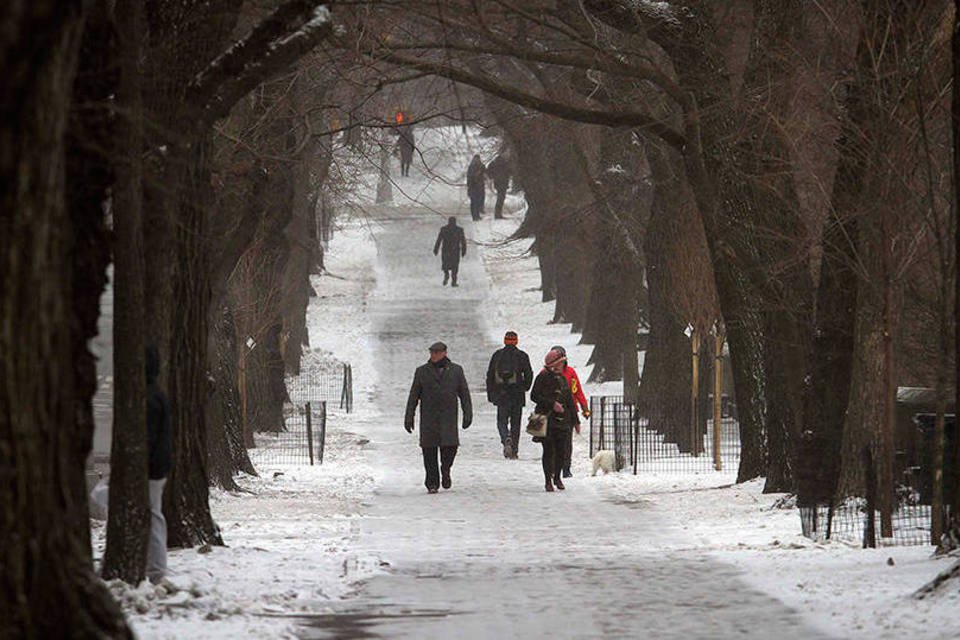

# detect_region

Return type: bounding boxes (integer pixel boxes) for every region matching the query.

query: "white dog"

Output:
[591,449,617,476]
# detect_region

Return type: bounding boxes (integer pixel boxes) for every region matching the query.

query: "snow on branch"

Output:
[189,3,332,125]
[582,0,683,41]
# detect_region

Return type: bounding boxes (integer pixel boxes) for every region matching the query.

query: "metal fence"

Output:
[800,417,956,547]
[799,500,942,547]
[588,395,741,474]
[247,401,327,467]
[286,362,353,413]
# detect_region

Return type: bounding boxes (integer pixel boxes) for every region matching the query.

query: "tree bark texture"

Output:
[0,2,130,636]
[102,0,151,583]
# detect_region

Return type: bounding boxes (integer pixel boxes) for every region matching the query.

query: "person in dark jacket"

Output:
[397,125,415,177]
[466,154,486,220]
[146,345,172,582]
[485,330,533,459]
[530,348,579,492]
[405,342,473,493]
[433,216,467,286]
[485,154,511,219]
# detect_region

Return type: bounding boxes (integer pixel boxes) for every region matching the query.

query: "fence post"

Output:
[599,396,606,453]
[864,446,877,548]
[713,331,724,471]
[589,397,594,458]
[306,401,315,466]
[319,401,327,463]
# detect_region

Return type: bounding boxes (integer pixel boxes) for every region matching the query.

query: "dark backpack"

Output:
[494,348,520,386]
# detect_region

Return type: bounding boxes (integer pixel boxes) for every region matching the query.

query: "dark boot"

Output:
[554,476,565,490]
[442,271,449,286]
[545,479,554,492]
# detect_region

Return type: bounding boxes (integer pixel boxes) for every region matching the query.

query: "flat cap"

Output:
[428,341,448,352]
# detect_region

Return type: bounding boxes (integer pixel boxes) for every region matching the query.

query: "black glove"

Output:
[404,423,414,434]
[462,419,472,430]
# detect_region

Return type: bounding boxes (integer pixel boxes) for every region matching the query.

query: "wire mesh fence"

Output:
[588,395,741,474]
[799,500,945,547]
[247,401,327,468]
[800,415,956,547]
[286,362,353,413]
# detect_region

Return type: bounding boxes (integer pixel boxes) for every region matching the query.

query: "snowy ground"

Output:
[96,126,960,639]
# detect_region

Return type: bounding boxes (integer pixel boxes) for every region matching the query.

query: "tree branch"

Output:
[367,49,685,148]
[189,3,334,125]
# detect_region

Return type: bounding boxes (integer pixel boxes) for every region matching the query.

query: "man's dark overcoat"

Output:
[434,223,467,271]
[405,357,473,447]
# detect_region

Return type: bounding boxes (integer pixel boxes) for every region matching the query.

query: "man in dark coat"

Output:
[433,216,467,286]
[466,154,486,220]
[485,154,511,219]
[405,342,473,493]
[397,125,415,177]
[485,330,532,459]
[146,345,172,582]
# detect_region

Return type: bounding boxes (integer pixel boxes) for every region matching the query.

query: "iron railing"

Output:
[588,395,741,474]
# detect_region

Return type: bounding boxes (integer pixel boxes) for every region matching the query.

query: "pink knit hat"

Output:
[544,348,565,367]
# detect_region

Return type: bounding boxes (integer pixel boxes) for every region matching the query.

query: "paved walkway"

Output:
[298,210,829,639]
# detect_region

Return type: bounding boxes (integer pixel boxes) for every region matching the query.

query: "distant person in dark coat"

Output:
[530,348,578,492]
[485,331,533,459]
[405,342,473,493]
[433,216,467,287]
[397,125,415,177]
[466,154,486,220]
[485,154,511,219]
[146,345,172,582]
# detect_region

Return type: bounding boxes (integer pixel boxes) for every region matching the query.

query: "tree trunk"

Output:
[102,0,151,583]
[945,0,960,553]
[640,145,694,444]
[163,131,223,547]
[0,2,130,635]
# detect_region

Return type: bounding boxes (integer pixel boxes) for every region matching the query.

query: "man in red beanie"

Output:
[485,330,533,458]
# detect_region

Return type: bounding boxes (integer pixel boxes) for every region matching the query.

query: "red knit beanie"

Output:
[504,331,518,345]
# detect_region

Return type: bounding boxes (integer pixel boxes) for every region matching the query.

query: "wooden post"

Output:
[306,401,314,466]
[713,330,725,471]
[690,328,701,457]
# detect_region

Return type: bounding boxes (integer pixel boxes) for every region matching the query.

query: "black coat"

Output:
[530,369,578,437]
[434,223,466,270]
[485,345,533,406]
[405,357,473,447]
[146,346,172,480]
[486,155,510,192]
[467,160,486,197]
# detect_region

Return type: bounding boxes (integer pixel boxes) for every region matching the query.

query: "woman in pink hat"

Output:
[529,348,580,492]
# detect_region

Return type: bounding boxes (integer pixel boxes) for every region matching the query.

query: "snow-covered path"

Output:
[296,209,827,639]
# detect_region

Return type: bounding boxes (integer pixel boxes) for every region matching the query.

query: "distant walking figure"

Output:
[466,154,486,220]
[530,348,578,492]
[433,216,467,287]
[397,125,415,177]
[485,154,511,219]
[486,331,533,459]
[146,345,172,583]
[405,342,473,493]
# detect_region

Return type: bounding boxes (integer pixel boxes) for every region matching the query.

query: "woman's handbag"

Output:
[525,412,548,438]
